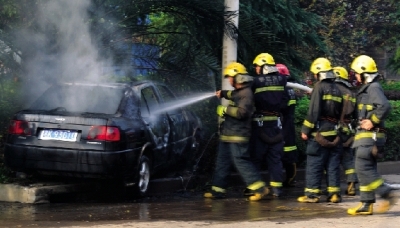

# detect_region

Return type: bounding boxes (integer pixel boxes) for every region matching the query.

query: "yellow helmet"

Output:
[350,55,378,74]
[223,62,248,77]
[310,57,332,74]
[333,66,349,80]
[253,53,275,66]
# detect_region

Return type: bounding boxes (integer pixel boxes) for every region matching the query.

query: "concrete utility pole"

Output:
[221,0,239,105]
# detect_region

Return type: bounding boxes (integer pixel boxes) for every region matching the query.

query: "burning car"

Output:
[4,80,202,195]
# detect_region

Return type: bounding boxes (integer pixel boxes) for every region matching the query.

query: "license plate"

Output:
[39,129,78,142]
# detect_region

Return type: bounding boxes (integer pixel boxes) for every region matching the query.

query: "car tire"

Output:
[135,155,151,196]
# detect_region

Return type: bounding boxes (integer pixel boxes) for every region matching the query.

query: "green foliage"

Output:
[294,96,310,125]
[387,0,400,73]
[375,100,400,161]
[293,96,310,167]
[381,121,400,161]
[386,100,400,122]
[233,0,328,81]
[0,0,17,18]
[0,154,13,183]
[301,0,399,68]
[0,79,21,133]
[0,79,20,184]
[381,80,400,90]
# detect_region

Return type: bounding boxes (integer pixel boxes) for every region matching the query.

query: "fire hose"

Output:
[286,82,313,93]
[384,182,400,190]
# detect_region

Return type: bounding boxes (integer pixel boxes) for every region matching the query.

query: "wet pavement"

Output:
[1,172,400,227]
[0,179,369,227]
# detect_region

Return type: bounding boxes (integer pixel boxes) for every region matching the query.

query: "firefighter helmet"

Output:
[223,62,248,77]
[276,63,290,76]
[351,55,379,83]
[223,62,253,83]
[350,55,378,74]
[310,57,335,81]
[253,53,275,66]
[333,66,349,80]
[310,57,332,74]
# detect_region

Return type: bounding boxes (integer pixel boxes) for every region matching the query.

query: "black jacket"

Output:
[219,83,254,143]
[352,81,391,147]
[301,79,343,138]
[251,72,288,114]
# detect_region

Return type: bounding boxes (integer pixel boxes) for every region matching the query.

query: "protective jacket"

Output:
[251,72,288,144]
[252,72,288,115]
[301,79,343,141]
[335,80,357,144]
[352,81,391,147]
[219,83,254,143]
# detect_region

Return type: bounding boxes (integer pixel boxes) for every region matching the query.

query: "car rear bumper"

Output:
[4,144,142,179]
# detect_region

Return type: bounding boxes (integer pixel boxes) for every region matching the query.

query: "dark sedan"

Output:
[4,80,203,195]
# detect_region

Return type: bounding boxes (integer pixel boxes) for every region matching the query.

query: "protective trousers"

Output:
[249,124,284,189]
[282,105,298,164]
[304,139,341,198]
[355,145,392,203]
[212,142,264,191]
[341,146,358,183]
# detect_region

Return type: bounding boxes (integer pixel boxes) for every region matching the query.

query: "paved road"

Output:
[1,174,400,228]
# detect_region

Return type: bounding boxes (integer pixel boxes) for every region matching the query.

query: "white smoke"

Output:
[38,0,102,81]
[16,0,113,107]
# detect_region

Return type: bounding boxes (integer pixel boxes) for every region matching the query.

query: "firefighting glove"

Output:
[216,105,227,117]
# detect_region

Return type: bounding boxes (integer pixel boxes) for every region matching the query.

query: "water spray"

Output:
[152,92,215,115]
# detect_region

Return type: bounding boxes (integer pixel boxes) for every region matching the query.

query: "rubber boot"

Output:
[283,163,296,187]
[327,194,341,203]
[345,182,356,196]
[248,187,269,201]
[347,202,373,215]
[243,188,255,196]
[204,186,226,199]
[375,191,398,214]
[297,195,320,203]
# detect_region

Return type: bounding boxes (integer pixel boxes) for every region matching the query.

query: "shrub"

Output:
[381,121,400,161]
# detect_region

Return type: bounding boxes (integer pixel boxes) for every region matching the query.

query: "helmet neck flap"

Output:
[262,65,278,75]
[318,70,336,81]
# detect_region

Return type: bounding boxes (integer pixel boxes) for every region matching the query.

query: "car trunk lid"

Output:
[8,111,113,151]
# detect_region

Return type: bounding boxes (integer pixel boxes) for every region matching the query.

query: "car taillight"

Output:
[8,120,31,136]
[87,126,120,141]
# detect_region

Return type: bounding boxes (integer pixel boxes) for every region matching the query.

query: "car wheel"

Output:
[135,155,151,196]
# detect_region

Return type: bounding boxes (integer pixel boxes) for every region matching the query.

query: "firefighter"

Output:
[333,66,358,196]
[246,53,289,197]
[297,57,343,203]
[347,55,398,215]
[204,62,269,201]
[276,63,298,187]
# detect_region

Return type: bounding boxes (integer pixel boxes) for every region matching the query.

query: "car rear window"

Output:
[29,84,124,114]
